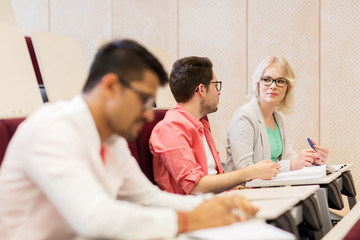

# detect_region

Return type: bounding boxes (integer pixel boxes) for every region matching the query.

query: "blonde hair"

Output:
[250,56,296,114]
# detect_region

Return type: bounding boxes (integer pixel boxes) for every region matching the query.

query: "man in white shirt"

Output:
[0,40,257,240]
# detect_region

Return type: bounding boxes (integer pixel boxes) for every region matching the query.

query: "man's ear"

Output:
[197,83,207,96]
[100,73,120,99]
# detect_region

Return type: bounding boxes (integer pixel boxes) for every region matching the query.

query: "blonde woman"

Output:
[225,56,328,174]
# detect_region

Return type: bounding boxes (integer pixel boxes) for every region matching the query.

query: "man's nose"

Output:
[142,108,155,123]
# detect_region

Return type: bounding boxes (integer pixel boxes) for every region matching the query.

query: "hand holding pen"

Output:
[253,160,280,180]
[291,138,326,170]
[307,138,329,165]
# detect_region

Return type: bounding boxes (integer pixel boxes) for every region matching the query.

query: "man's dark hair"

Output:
[83,39,168,93]
[169,56,213,103]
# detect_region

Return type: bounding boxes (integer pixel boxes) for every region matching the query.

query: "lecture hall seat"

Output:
[0,118,25,166]
[0,110,168,177]
[128,109,168,185]
[0,110,166,171]
[344,219,360,240]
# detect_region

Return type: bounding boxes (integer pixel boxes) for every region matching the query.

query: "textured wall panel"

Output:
[112,0,178,108]
[1,0,17,26]
[179,0,247,161]
[248,0,320,154]
[321,0,360,186]
[112,0,177,59]
[50,0,112,68]
[32,31,87,102]
[10,0,49,35]
[0,25,43,118]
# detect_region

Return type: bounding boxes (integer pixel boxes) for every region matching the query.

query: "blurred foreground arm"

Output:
[177,195,258,233]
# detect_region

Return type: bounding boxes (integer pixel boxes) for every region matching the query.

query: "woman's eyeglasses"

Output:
[260,77,288,88]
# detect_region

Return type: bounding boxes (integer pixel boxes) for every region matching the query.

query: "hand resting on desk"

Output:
[177,195,258,233]
[251,160,281,180]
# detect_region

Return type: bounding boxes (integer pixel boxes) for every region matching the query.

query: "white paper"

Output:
[184,220,295,240]
[249,165,326,184]
[273,165,326,179]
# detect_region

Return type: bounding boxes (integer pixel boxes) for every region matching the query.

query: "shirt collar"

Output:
[173,104,208,131]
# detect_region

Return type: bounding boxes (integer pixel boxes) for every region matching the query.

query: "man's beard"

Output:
[121,117,144,141]
[200,99,218,117]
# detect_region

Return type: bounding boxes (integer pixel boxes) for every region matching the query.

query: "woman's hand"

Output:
[291,140,329,170]
[291,149,320,170]
[312,141,329,165]
[252,160,280,180]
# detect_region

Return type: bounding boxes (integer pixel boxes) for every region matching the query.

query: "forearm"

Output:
[120,184,203,211]
[190,167,256,194]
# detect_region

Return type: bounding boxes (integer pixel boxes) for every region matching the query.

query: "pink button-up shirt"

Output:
[149,104,223,195]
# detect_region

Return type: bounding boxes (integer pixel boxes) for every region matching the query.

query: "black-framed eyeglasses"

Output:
[260,76,288,88]
[118,78,155,110]
[209,81,222,91]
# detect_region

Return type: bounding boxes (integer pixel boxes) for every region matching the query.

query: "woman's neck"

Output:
[259,101,276,120]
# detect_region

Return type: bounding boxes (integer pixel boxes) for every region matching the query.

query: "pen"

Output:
[307,138,317,152]
[307,137,321,164]
[275,154,282,163]
[231,208,247,219]
[193,191,214,200]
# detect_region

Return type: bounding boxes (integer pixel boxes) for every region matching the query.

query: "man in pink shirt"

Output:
[150,56,280,195]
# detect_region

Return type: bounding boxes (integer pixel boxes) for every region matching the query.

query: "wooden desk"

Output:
[177,220,296,240]
[224,186,321,237]
[224,185,319,201]
[251,198,299,220]
[221,188,303,221]
[244,172,343,235]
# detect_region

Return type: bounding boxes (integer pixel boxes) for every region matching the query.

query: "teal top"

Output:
[266,121,283,162]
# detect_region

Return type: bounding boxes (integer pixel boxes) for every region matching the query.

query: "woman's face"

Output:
[258,64,288,107]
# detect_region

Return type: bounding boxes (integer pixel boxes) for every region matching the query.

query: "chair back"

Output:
[128,109,168,184]
[0,118,25,166]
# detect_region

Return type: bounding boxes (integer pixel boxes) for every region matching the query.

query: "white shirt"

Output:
[203,133,217,175]
[0,96,202,240]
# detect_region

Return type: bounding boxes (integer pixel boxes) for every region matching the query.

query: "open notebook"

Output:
[326,164,348,173]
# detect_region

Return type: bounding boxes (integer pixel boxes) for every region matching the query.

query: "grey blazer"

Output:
[225,97,297,173]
